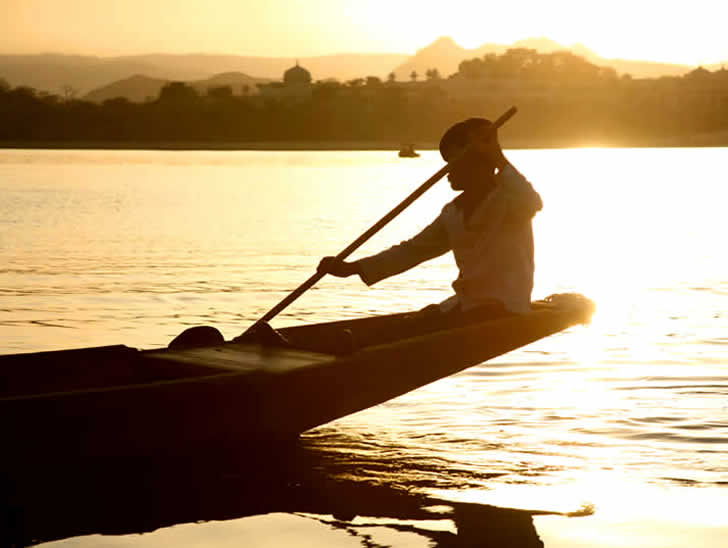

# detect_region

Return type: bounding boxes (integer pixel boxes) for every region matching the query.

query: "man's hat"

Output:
[439,117,492,161]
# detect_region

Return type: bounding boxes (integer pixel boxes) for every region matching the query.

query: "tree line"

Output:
[1,49,727,147]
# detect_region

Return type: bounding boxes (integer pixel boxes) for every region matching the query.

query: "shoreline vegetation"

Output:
[2,130,728,152]
[3,48,728,150]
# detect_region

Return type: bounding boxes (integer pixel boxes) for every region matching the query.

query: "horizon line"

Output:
[2,35,727,68]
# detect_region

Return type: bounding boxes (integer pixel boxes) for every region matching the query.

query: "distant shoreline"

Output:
[1,133,727,151]
[0,141,430,152]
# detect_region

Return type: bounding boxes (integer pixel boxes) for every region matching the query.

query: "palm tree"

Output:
[427,68,441,80]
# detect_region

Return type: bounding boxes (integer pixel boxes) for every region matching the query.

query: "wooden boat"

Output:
[0,294,593,463]
[398,144,420,157]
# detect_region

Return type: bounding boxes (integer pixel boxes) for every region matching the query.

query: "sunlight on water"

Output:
[2,148,727,546]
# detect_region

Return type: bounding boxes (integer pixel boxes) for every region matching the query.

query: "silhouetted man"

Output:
[318,117,542,330]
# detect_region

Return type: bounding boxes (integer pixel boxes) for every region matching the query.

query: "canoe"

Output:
[0,293,593,463]
[398,144,420,157]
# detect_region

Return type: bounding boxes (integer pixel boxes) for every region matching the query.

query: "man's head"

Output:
[439,117,500,192]
[439,118,493,162]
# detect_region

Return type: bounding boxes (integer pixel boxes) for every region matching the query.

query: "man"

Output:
[318,117,542,332]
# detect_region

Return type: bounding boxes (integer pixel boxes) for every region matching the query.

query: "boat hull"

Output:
[1,295,594,463]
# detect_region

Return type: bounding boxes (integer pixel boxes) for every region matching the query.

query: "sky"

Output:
[2,0,727,66]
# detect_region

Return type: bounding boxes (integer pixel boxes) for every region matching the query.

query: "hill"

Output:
[0,52,409,96]
[2,41,724,98]
[83,74,168,103]
[0,54,169,97]
[392,36,700,80]
[83,72,272,103]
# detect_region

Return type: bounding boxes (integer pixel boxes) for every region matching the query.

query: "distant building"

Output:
[283,61,312,85]
[258,61,313,101]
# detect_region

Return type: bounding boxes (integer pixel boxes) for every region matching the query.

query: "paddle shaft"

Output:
[254,106,517,326]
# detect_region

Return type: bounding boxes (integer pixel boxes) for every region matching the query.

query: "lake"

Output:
[1,148,726,547]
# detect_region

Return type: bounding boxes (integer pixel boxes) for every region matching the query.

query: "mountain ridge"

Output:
[83,72,272,103]
[2,37,724,98]
[0,52,408,95]
[391,36,704,80]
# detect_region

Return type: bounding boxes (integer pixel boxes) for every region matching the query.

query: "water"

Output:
[1,148,727,546]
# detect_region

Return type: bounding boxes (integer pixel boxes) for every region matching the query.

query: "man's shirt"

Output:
[357,165,542,314]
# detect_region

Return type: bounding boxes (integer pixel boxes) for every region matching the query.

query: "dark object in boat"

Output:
[168,325,224,349]
[230,321,291,348]
[0,294,594,463]
[398,144,420,157]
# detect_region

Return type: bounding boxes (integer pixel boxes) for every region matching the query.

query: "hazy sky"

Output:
[2,0,727,65]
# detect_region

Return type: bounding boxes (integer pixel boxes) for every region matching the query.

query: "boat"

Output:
[398,143,420,157]
[0,293,593,464]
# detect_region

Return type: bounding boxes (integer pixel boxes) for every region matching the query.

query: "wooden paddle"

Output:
[243,106,518,333]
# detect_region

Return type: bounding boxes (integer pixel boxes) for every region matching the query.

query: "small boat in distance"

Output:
[398,143,420,157]
[1,294,594,463]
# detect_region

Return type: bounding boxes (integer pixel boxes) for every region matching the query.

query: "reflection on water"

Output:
[1,148,727,546]
[6,432,723,548]
[5,437,557,547]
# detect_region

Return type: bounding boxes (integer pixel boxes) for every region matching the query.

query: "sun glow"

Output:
[355,0,728,65]
[3,0,727,65]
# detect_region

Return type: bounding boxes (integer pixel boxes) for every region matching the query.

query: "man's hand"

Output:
[469,126,508,170]
[317,256,359,278]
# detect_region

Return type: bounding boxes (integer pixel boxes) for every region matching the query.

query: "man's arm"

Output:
[318,213,450,285]
[461,165,541,256]
[500,165,542,223]
[472,125,541,217]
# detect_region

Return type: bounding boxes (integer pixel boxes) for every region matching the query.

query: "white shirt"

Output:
[357,164,542,314]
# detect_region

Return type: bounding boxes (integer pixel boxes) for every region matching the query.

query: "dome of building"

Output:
[283,62,312,85]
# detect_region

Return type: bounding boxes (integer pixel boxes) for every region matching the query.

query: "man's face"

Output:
[447,146,495,192]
